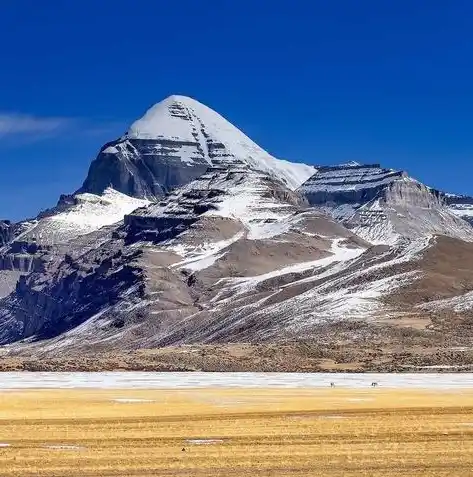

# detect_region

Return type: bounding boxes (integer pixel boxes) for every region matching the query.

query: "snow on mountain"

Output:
[126,164,307,246]
[449,204,473,217]
[137,166,313,273]
[146,234,431,346]
[200,171,306,240]
[127,95,315,189]
[81,95,315,200]
[210,236,430,332]
[351,183,473,245]
[298,163,406,216]
[0,161,367,346]
[213,238,366,301]
[169,232,245,273]
[419,290,473,313]
[299,162,473,245]
[449,203,473,228]
[18,188,150,246]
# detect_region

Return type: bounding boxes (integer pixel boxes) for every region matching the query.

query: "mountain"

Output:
[1,96,473,371]
[79,95,315,199]
[443,193,473,225]
[298,162,473,244]
[0,165,370,348]
[0,188,149,302]
[19,188,150,246]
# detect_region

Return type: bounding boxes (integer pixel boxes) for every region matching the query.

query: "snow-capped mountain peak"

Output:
[80,95,315,200]
[126,94,315,188]
[126,95,205,142]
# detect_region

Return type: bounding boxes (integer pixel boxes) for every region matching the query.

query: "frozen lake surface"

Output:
[0,372,471,389]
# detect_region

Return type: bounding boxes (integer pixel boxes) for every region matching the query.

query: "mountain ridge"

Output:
[0,95,473,370]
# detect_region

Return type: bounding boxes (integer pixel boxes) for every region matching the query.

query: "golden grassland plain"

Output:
[0,387,471,476]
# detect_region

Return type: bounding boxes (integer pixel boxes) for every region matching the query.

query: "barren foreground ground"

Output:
[0,387,472,476]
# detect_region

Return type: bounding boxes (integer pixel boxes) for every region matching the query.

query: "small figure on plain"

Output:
[371,382,378,387]
[330,382,335,388]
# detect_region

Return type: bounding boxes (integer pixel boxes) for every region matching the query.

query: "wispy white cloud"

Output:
[0,113,124,142]
[0,113,73,137]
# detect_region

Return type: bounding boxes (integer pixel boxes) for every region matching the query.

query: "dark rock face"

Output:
[125,213,200,244]
[124,166,250,243]
[0,221,13,247]
[79,139,210,199]
[0,220,195,345]
[0,242,47,273]
[15,250,143,340]
[0,220,49,274]
[444,194,473,206]
[299,163,407,207]
[0,234,142,343]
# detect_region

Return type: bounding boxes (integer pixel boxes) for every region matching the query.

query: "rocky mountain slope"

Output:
[1,95,473,370]
[0,188,149,299]
[0,164,364,346]
[298,162,473,244]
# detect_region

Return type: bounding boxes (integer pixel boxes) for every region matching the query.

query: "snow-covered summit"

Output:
[127,95,208,142]
[127,95,315,189]
[81,95,315,199]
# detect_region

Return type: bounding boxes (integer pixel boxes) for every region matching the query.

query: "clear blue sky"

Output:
[1,0,473,220]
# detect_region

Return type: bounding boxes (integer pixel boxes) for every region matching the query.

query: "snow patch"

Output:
[20,188,150,245]
[204,174,295,231]
[210,236,429,334]
[102,145,119,154]
[419,290,473,313]
[449,204,473,217]
[53,188,150,229]
[186,439,224,445]
[168,232,244,272]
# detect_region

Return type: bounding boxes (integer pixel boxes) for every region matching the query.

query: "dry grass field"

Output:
[0,387,471,476]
